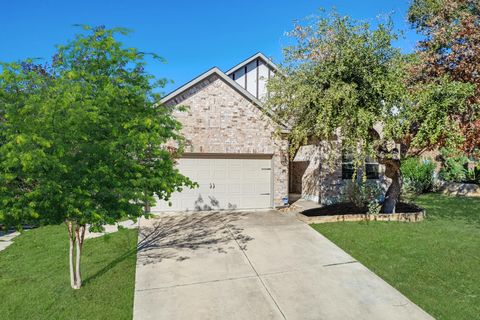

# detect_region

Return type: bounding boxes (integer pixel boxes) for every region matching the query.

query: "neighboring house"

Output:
[151,53,386,212]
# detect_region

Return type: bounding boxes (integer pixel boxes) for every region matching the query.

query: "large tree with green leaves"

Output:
[0,26,195,289]
[266,11,473,213]
[408,0,480,158]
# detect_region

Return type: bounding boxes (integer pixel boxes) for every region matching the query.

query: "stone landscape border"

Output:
[297,210,426,224]
[440,182,480,197]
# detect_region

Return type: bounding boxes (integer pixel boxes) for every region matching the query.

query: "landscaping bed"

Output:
[298,202,425,223]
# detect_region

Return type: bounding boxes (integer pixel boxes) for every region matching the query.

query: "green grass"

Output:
[312,193,480,320]
[0,225,138,320]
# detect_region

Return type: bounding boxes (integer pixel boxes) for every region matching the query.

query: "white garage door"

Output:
[151,157,272,212]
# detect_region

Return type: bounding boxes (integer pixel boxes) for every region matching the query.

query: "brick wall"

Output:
[164,74,289,207]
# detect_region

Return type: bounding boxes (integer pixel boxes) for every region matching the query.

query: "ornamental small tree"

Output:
[0,26,195,289]
[265,11,473,213]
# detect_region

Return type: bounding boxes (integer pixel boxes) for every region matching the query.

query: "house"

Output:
[151,53,385,212]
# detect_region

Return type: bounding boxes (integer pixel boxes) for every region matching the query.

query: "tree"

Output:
[265,11,473,213]
[408,0,480,158]
[0,26,195,289]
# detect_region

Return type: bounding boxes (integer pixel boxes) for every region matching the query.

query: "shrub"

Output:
[465,166,480,184]
[341,180,384,209]
[438,148,469,182]
[367,200,382,216]
[401,157,436,194]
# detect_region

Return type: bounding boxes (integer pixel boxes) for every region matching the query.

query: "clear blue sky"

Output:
[0,0,420,94]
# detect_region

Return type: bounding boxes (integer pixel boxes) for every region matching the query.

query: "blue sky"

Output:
[0,0,420,94]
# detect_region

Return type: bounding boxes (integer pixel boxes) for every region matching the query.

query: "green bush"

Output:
[401,157,436,194]
[465,166,480,184]
[341,180,384,208]
[438,148,469,182]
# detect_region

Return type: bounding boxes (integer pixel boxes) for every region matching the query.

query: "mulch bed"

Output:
[302,202,423,217]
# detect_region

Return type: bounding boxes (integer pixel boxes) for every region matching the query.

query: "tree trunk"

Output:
[67,221,76,289]
[74,226,82,289]
[381,159,402,213]
[66,221,86,289]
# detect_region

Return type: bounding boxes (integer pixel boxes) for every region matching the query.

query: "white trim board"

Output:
[225,52,279,76]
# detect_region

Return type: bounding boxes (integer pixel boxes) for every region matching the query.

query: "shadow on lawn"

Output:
[136,211,253,265]
[82,229,138,286]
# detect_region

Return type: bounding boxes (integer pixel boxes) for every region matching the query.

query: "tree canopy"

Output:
[0,26,195,288]
[266,13,404,159]
[265,10,473,212]
[408,0,480,158]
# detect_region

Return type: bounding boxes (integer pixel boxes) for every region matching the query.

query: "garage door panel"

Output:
[151,156,272,212]
[213,170,227,180]
[197,170,211,180]
[243,170,259,180]
[228,183,242,194]
[190,193,216,211]
[179,168,197,179]
[255,183,271,194]
[180,196,200,209]
[179,187,196,196]
[212,182,227,193]
[241,183,256,194]
[228,159,243,166]
[242,195,270,209]
[227,168,242,180]
[244,170,270,181]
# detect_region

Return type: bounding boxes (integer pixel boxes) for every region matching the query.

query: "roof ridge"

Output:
[225,52,279,75]
[159,66,288,132]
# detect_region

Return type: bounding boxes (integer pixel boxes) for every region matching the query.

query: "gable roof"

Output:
[160,67,264,107]
[225,52,279,76]
[160,53,288,132]
[161,67,288,132]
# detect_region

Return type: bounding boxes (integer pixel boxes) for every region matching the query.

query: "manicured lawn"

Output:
[0,225,138,320]
[312,193,480,320]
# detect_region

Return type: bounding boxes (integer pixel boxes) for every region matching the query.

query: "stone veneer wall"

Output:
[291,141,388,205]
[164,74,289,207]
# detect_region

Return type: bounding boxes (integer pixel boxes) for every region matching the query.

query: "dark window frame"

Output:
[341,153,380,180]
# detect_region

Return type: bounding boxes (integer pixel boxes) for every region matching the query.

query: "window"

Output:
[341,153,355,180]
[342,153,379,180]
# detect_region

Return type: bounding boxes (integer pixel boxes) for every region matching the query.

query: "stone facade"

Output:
[291,141,387,205]
[164,74,289,207]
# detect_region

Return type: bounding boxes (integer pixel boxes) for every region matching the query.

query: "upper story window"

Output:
[342,153,379,180]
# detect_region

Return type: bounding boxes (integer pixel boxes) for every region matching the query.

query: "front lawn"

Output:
[312,193,479,320]
[0,225,138,320]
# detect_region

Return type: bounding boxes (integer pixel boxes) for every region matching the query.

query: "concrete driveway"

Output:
[133,210,433,320]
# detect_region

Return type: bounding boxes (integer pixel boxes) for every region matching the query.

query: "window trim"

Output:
[341,153,380,180]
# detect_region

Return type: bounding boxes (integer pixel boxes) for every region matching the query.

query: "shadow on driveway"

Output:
[137,211,253,265]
